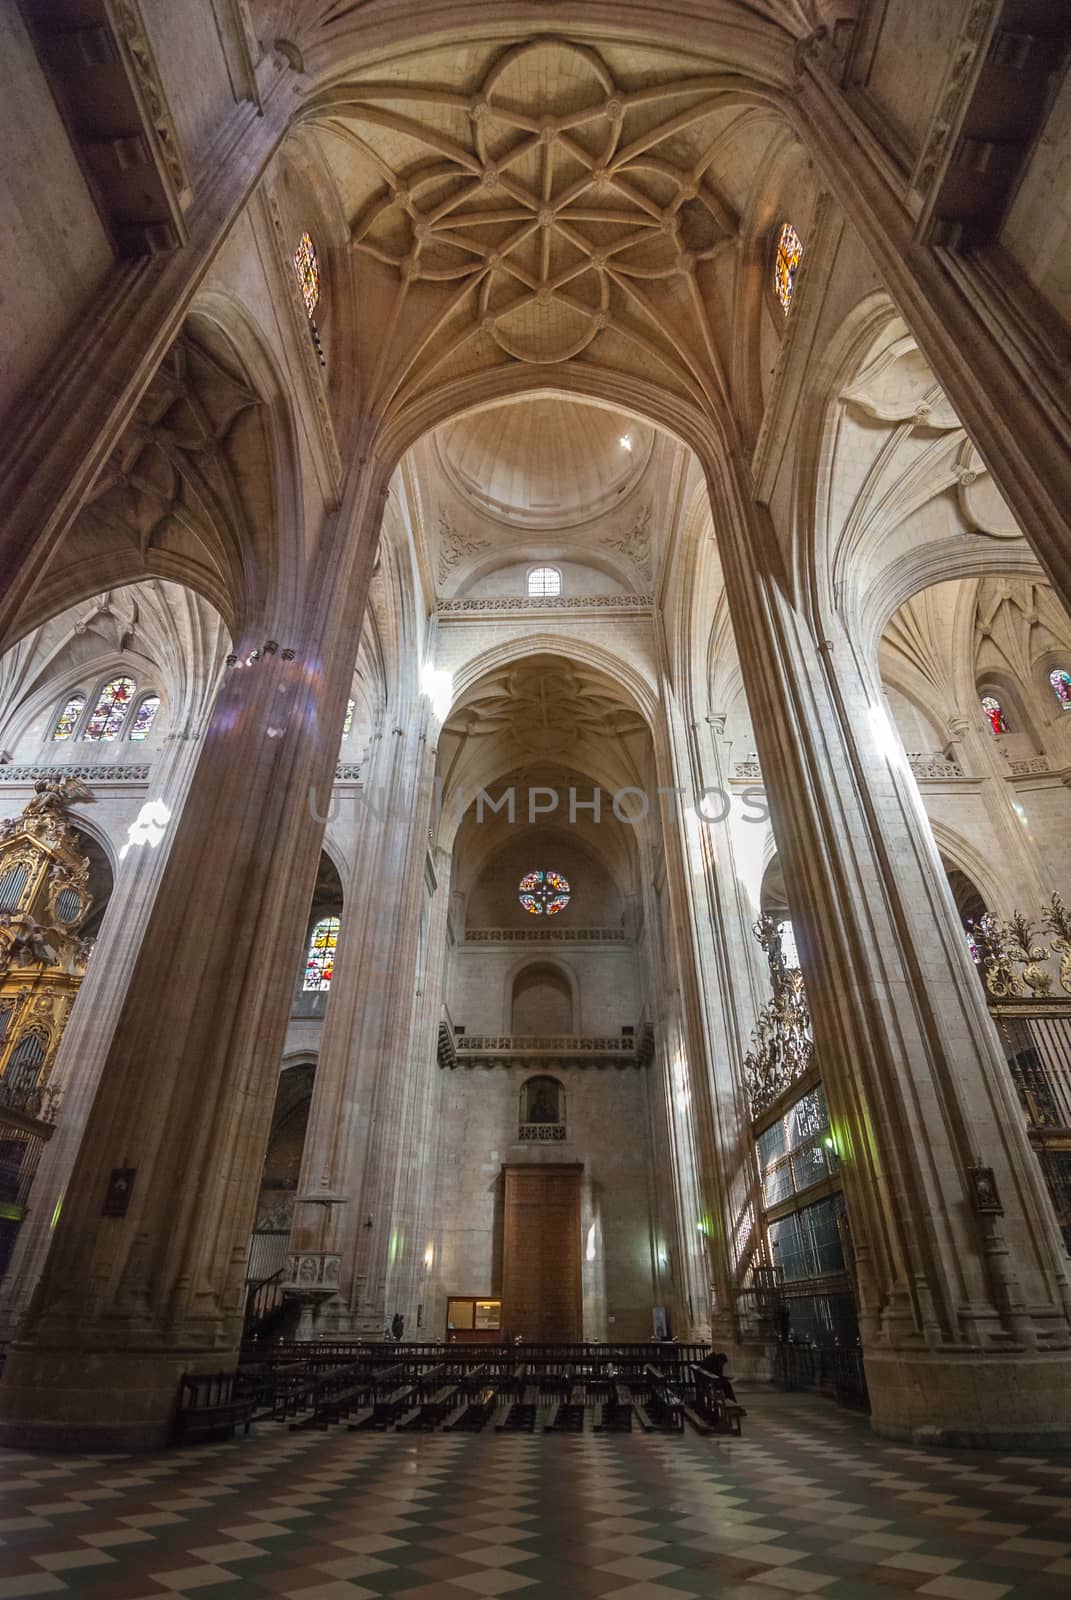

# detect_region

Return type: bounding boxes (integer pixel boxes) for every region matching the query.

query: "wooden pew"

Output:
[449,1385,498,1431]
[399,1381,463,1429]
[172,1371,254,1445]
[640,1364,684,1433]
[690,1363,747,1435]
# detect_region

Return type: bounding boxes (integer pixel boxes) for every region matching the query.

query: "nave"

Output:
[1,1390,1069,1600]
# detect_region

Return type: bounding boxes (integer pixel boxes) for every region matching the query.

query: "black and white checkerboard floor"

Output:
[1,1390,1069,1599]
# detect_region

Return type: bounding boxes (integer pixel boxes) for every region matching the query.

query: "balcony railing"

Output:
[448,1034,650,1070]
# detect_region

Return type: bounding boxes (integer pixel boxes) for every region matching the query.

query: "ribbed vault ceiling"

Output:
[302,34,787,418]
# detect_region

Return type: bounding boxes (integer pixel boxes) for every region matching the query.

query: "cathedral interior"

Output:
[2,1,1071,1595]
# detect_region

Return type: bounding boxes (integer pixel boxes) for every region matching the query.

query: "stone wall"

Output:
[431,1062,663,1342]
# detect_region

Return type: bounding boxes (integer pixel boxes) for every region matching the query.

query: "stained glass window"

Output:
[293,231,320,318]
[1049,668,1071,711]
[83,676,136,742]
[303,915,339,990]
[128,695,160,741]
[527,567,561,598]
[51,693,85,741]
[518,868,571,916]
[981,694,1008,737]
[773,221,803,315]
[342,698,355,738]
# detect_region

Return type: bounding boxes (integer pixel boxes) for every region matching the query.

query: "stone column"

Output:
[654,685,769,1364]
[0,486,383,1449]
[284,707,440,1335]
[943,715,1053,918]
[384,842,452,1336]
[711,455,1071,1446]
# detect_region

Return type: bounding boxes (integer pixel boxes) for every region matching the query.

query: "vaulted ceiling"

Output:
[299,33,793,424]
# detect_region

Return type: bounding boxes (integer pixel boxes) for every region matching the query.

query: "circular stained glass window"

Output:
[518,868,571,916]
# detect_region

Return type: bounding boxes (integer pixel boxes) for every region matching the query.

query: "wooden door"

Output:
[502,1163,582,1341]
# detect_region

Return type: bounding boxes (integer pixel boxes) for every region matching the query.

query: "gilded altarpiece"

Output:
[0,780,95,1272]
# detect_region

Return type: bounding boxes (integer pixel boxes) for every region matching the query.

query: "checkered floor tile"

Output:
[0,1390,1069,1597]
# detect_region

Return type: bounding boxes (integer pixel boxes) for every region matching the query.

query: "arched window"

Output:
[342,698,355,738]
[83,676,136,742]
[293,231,320,318]
[1049,668,1071,711]
[303,915,339,991]
[518,869,571,916]
[980,694,1008,737]
[773,221,803,314]
[527,566,561,598]
[128,695,160,741]
[51,693,85,741]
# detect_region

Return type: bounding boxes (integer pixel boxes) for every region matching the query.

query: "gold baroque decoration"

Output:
[973,895,1071,1001]
[310,37,740,406]
[743,913,815,1118]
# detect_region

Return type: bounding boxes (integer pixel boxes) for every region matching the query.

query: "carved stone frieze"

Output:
[109,0,193,211]
[0,765,150,785]
[437,594,653,614]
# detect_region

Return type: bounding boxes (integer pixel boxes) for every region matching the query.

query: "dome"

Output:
[434,398,654,531]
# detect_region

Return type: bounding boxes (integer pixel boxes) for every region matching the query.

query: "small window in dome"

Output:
[51,693,85,741]
[773,221,803,315]
[293,230,320,318]
[981,694,1008,737]
[342,698,355,738]
[518,869,571,916]
[528,567,561,599]
[1049,668,1071,711]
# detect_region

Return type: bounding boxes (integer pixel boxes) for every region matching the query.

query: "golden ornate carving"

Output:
[0,782,96,1131]
[743,914,815,1118]
[974,896,1071,1001]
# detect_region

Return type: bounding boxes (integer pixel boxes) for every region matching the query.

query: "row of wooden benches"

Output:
[173,1356,745,1443]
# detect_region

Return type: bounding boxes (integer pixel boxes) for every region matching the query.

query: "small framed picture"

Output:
[966,1165,1003,1215]
[102,1167,136,1216]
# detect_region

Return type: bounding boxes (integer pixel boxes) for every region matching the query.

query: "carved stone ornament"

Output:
[437,507,490,583]
[602,504,652,574]
[282,1251,342,1298]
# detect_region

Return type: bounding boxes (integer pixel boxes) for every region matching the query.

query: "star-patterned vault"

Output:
[303,36,765,420]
